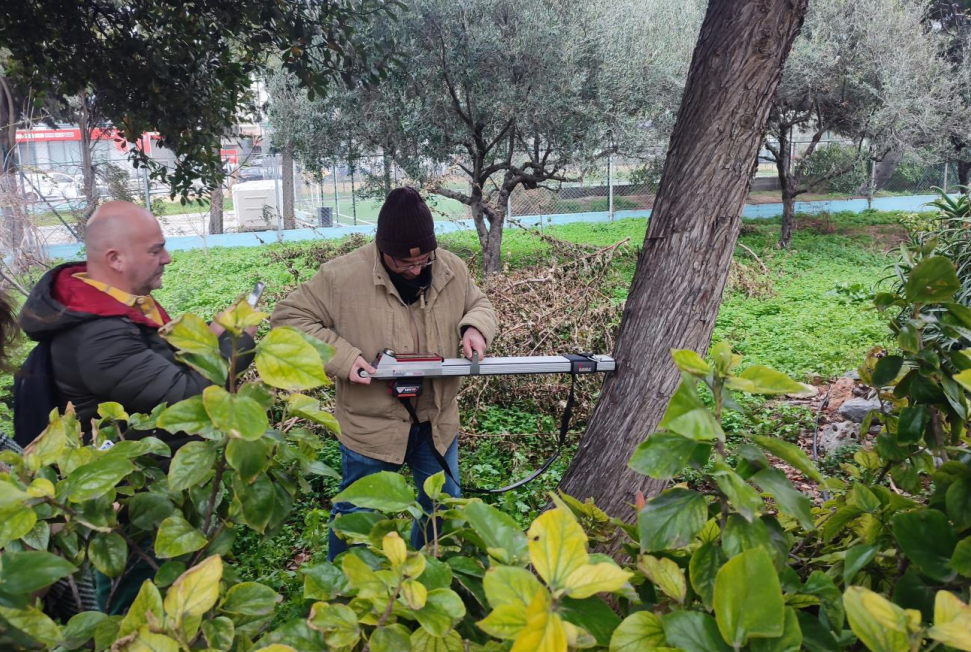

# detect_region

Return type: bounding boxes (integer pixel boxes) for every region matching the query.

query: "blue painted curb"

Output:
[45,193,943,260]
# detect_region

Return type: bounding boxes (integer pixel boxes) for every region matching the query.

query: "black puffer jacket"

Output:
[20,262,253,448]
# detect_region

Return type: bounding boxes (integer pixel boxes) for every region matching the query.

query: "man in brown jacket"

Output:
[271,187,497,559]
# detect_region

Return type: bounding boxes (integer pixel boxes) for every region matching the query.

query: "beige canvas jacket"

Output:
[270,242,497,463]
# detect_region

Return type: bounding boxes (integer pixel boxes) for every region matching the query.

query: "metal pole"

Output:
[867,159,875,210]
[332,164,340,225]
[607,153,614,222]
[506,190,512,224]
[943,160,949,195]
[142,166,151,210]
[274,153,282,241]
[350,167,357,226]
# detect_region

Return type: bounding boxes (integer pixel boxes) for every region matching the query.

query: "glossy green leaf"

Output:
[0,605,62,648]
[415,588,466,637]
[560,596,621,647]
[168,441,217,492]
[220,582,281,616]
[714,547,785,647]
[637,487,707,553]
[332,471,416,512]
[157,395,214,436]
[712,462,763,523]
[0,551,76,595]
[154,515,208,559]
[88,533,127,578]
[871,356,904,387]
[203,385,268,440]
[629,432,699,480]
[61,455,134,503]
[226,437,271,482]
[752,468,815,531]
[946,477,971,531]
[177,350,228,386]
[752,435,823,483]
[202,617,235,650]
[608,611,666,652]
[370,624,412,652]
[61,611,108,648]
[896,406,929,444]
[951,537,971,577]
[904,256,960,303]
[128,493,175,530]
[844,544,878,585]
[749,608,802,652]
[464,500,530,565]
[235,472,275,533]
[663,611,731,652]
[658,378,724,441]
[690,542,726,610]
[892,509,958,582]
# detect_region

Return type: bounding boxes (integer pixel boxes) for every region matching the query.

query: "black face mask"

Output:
[382,257,432,305]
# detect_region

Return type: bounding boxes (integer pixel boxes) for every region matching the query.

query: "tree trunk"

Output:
[871,149,903,192]
[282,145,296,230]
[558,0,808,525]
[772,124,798,249]
[471,192,505,276]
[382,150,393,195]
[0,76,25,266]
[779,190,796,248]
[958,159,970,190]
[78,94,98,235]
[209,186,224,235]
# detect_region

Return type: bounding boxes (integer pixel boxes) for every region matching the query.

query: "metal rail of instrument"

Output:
[359,350,616,379]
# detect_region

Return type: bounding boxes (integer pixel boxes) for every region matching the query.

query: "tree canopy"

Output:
[0,0,401,196]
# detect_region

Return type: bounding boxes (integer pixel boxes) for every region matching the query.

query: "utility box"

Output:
[318,207,333,227]
[232,180,278,232]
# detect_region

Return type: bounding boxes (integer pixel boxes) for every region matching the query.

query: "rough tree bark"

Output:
[77,92,99,234]
[281,145,296,230]
[558,0,808,522]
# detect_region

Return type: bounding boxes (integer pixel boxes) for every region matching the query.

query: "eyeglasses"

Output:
[388,251,436,271]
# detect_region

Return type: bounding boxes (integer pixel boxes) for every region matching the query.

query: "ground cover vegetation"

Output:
[2,208,971,651]
[0,210,912,639]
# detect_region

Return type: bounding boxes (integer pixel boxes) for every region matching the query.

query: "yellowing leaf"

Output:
[478,603,529,640]
[383,532,407,568]
[671,349,710,376]
[256,327,331,390]
[163,556,223,632]
[307,602,362,648]
[159,313,220,355]
[402,579,428,610]
[638,555,687,604]
[929,590,971,651]
[118,581,164,638]
[843,586,910,652]
[26,477,55,499]
[342,553,388,599]
[563,562,631,599]
[483,566,544,609]
[511,590,567,652]
[117,627,181,652]
[527,508,589,591]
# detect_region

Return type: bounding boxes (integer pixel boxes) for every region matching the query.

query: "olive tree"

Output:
[766,0,952,248]
[343,0,703,274]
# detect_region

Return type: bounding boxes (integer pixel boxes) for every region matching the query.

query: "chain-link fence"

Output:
[11,131,967,247]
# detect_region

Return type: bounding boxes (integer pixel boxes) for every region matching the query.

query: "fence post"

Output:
[867,159,875,210]
[332,165,340,225]
[943,160,949,195]
[350,167,357,226]
[608,153,614,222]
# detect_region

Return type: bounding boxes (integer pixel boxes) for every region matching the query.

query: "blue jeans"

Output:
[328,422,460,560]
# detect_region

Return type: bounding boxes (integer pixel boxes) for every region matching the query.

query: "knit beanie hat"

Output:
[375,187,437,258]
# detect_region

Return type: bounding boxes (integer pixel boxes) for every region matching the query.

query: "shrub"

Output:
[801,143,868,195]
